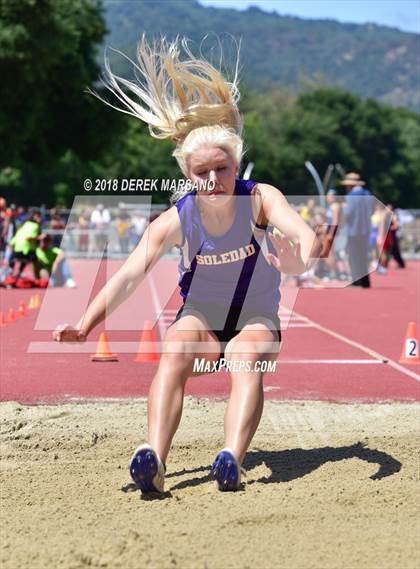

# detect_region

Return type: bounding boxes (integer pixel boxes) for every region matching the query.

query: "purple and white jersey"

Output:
[175,179,281,316]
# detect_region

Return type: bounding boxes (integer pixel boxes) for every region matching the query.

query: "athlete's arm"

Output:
[53,207,182,341]
[255,183,322,273]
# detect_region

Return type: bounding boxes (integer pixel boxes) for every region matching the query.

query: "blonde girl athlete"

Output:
[53,37,319,493]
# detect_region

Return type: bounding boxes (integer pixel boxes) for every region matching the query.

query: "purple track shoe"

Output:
[212,448,244,491]
[129,444,165,494]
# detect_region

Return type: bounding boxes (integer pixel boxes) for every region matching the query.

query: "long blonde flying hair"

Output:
[90,35,244,199]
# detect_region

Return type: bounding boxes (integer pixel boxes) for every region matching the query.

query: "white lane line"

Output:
[281,323,313,328]
[386,359,420,381]
[28,342,159,353]
[148,273,165,339]
[291,309,420,382]
[278,359,383,364]
[25,346,388,363]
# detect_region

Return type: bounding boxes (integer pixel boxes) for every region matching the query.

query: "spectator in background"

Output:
[312,211,330,280]
[35,234,76,288]
[0,197,7,256]
[300,197,316,223]
[377,204,406,272]
[16,206,28,227]
[323,189,342,278]
[78,210,90,253]
[116,212,132,254]
[2,203,18,265]
[388,206,406,269]
[376,205,393,274]
[90,203,111,252]
[8,208,42,277]
[369,203,383,268]
[341,172,374,288]
[131,211,147,248]
[49,210,66,247]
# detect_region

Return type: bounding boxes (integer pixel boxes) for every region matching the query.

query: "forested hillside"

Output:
[103,0,419,110]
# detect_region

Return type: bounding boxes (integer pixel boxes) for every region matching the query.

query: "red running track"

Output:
[0,259,419,404]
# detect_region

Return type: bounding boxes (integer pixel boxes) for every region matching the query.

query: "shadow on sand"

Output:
[166,442,401,492]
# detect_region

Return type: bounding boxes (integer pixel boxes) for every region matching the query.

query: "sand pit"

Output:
[0,398,419,569]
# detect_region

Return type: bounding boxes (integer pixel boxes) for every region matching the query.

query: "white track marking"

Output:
[148,273,166,339]
[28,342,159,353]
[386,360,420,381]
[146,287,181,335]
[281,323,313,329]
[290,308,420,382]
[278,359,383,364]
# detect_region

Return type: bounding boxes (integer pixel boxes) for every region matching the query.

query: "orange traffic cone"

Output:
[28,296,35,309]
[399,322,420,365]
[91,332,118,362]
[135,321,159,362]
[6,308,17,323]
[18,301,27,317]
[0,312,6,327]
[32,294,40,309]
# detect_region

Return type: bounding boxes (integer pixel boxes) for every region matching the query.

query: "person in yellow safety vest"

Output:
[35,233,76,288]
[8,209,42,277]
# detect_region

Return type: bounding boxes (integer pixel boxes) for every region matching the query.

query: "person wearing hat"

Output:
[341,173,374,288]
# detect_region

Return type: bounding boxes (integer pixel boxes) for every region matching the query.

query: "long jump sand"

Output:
[1,398,418,569]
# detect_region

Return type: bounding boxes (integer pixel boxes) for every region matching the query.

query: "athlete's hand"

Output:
[53,324,87,342]
[267,233,306,275]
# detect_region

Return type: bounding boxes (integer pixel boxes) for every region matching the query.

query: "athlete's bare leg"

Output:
[147,314,220,463]
[223,322,280,465]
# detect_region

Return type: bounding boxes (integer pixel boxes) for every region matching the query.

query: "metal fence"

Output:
[5,205,420,260]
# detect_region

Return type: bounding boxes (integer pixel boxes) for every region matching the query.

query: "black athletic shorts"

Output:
[170,299,281,359]
[11,251,37,264]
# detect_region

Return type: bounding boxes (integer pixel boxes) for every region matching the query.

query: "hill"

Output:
[101,0,419,110]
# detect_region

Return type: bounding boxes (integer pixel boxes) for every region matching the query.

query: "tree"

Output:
[266,87,418,206]
[0,0,113,167]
